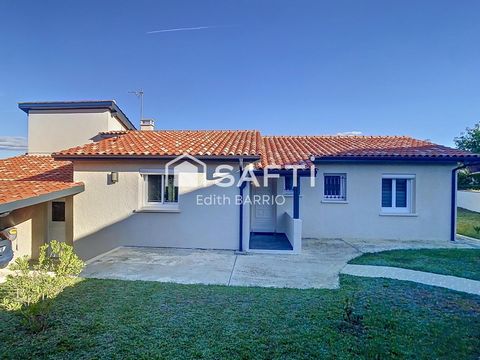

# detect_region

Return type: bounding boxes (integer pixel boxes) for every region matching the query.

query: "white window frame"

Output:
[381,174,415,214]
[140,170,179,211]
[323,173,347,202]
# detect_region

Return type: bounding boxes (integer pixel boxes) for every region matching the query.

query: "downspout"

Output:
[238,159,245,252]
[451,164,466,241]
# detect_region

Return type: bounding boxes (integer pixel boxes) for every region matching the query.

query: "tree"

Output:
[455,122,480,190]
[454,123,480,153]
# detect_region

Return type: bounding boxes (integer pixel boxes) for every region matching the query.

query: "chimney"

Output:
[140,119,155,131]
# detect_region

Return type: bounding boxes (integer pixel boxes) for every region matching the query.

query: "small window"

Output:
[323,174,347,201]
[144,174,179,208]
[381,175,414,213]
[51,202,65,222]
[284,175,293,193]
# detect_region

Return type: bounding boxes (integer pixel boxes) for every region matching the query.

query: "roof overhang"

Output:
[18,101,136,130]
[0,184,85,214]
[313,156,480,164]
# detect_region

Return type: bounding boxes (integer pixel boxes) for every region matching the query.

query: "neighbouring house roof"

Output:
[0,155,84,213]
[53,130,479,167]
[260,135,480,168]
[18,100,136,130]
[53,130,263,158]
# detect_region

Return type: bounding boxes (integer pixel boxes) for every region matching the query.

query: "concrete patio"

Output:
[81,237,480,289]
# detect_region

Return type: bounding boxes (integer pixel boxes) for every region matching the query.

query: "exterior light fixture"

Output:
[111,172,119,184]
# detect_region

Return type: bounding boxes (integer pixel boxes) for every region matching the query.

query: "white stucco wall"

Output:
[278,163,455,242]
[28,109,129,154]
[457,190,480,213]
[73,160,246,260]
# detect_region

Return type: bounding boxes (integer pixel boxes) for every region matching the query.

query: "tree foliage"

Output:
[454,123,480,153]
[455,123,480,190]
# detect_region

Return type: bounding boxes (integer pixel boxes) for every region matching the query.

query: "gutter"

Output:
[450,165,465,241]
[314,156,479,164]
[0,184,85,213]
[450,162,480,241]
[238,161,246,252]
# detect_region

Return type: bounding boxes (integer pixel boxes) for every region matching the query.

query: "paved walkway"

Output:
[342,264,480,295]
[79,237,480,290]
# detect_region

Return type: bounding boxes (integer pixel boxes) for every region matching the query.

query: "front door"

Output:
[250,181,276,232]
[48,200,66,243]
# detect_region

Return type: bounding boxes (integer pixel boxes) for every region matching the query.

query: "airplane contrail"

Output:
[146,26,221,34]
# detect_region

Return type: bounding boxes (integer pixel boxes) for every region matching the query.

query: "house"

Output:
[0,100,478,262]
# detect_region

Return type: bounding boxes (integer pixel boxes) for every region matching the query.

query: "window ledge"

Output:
[134,207,180,213]
[321,200,348,204]
[282,193,303,198]
[379,212,418,217]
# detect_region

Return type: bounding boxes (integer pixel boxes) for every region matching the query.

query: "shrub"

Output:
[474,226,480,235]
[1,240,84,332]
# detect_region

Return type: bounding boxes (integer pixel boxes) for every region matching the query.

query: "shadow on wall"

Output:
[74,164,247,261]
[0,204,47,259]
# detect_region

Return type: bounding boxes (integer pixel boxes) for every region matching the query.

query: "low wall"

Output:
[283,212,302,253]
[458,190,480,213]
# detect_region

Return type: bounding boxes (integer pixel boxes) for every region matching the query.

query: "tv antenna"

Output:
[128,89,144,120]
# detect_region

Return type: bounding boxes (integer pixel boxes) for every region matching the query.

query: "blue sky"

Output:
[0,0,479,158]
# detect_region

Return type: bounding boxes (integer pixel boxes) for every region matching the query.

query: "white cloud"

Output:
[146,25,230,34]
[336,131,363,136]
[0,136,27,151]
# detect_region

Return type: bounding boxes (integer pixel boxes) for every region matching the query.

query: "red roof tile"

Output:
[0,155,73,181]
[54,130,263,158]
[0,155,82,207]
[0,180,81,205]
[53,130,478,167]
[260,135,478,168]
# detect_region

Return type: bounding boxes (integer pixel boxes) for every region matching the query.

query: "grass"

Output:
[349,248,480,280]
[1,276,479,359]
[457,207,480,239]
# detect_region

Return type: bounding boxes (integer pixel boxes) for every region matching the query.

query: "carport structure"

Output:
[0,155,84,260]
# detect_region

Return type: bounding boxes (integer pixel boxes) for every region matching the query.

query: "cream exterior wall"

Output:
[275,163,455,242]
[1,203,47,259]
[28,109,129,154]
[0,196,75,261]
[72,160,246,260]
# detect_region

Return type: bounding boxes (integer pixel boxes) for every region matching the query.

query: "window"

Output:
[381,175,415,213]
[143,174,179,209]
[51,201,65,222]
[323,174,347,201]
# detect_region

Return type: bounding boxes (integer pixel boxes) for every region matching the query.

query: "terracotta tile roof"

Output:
[0,180,80,205]
[54,130,263,158]
[260,135,479,168]
[53,130,478,167]
[0,155,82,207]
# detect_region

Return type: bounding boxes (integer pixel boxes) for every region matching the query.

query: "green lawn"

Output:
[1,276,479,359]
[349,248,480,280]
[457,207,480,239]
